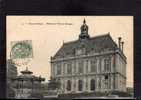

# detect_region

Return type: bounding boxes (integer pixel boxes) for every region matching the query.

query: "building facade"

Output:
[7,59,18,83]
[50,19,126,95]
[7,59,18,98]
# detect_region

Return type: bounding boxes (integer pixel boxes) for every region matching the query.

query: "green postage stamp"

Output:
[10,40,33,59]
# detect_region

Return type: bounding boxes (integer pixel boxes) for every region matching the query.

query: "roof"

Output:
[52,34,118,59]
[20,67,33,74]
[12,74,45,81]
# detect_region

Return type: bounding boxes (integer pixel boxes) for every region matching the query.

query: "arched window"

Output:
[98,78,101,89]
[90,60,97,73]
[78,61,84,74]
[66,80,71,91]
[104,58,111,72]
[78,80,83,91]
[90,79,95,91]
[56,64,61,75]
[85,60,88,73]
[67,63,72,74]
[104,75,109,89]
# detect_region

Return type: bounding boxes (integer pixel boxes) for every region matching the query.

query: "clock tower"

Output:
[79,19,90,39]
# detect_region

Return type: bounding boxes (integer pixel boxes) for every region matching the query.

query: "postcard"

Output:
[6,16,134,99]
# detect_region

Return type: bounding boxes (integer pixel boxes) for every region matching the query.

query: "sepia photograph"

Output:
[6,16,134,99]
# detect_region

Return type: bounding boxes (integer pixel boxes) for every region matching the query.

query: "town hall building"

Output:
[50,19,127,95]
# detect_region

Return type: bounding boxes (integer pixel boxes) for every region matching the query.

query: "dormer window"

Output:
[75,49,82,55]
[75,42,86,55]
[75,48,86,55]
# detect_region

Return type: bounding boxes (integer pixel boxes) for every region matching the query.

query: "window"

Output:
[76,49,83,55]
[99,58,101,72]
[67,63,72,74]
[108,77,111,89]
[63,63,65,74]
[90,60,97,73]
[74,62,76,74]
[85,60,88,73]
[86,81,88,90]
[98,78,101,89]
[90,79,95,91]
[104,58,111,72]
[75,47,86,55]
[56,64,61,75]
[78,80,83,91]
[78,61,84,74]
[66,80,71,91]
[105,79,108,89]
[104,75,109,89]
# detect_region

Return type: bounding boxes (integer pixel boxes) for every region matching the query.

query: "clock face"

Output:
[11,42,32,59]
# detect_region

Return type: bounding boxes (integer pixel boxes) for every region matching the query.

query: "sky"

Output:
[6,16,133,87]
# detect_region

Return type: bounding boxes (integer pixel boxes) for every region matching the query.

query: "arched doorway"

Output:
[66,80,71,91]
[90,79,95,91]
[78,80,83,91]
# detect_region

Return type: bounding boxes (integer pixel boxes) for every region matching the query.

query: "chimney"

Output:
[118,37,121,50]
[121,41,124,52]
